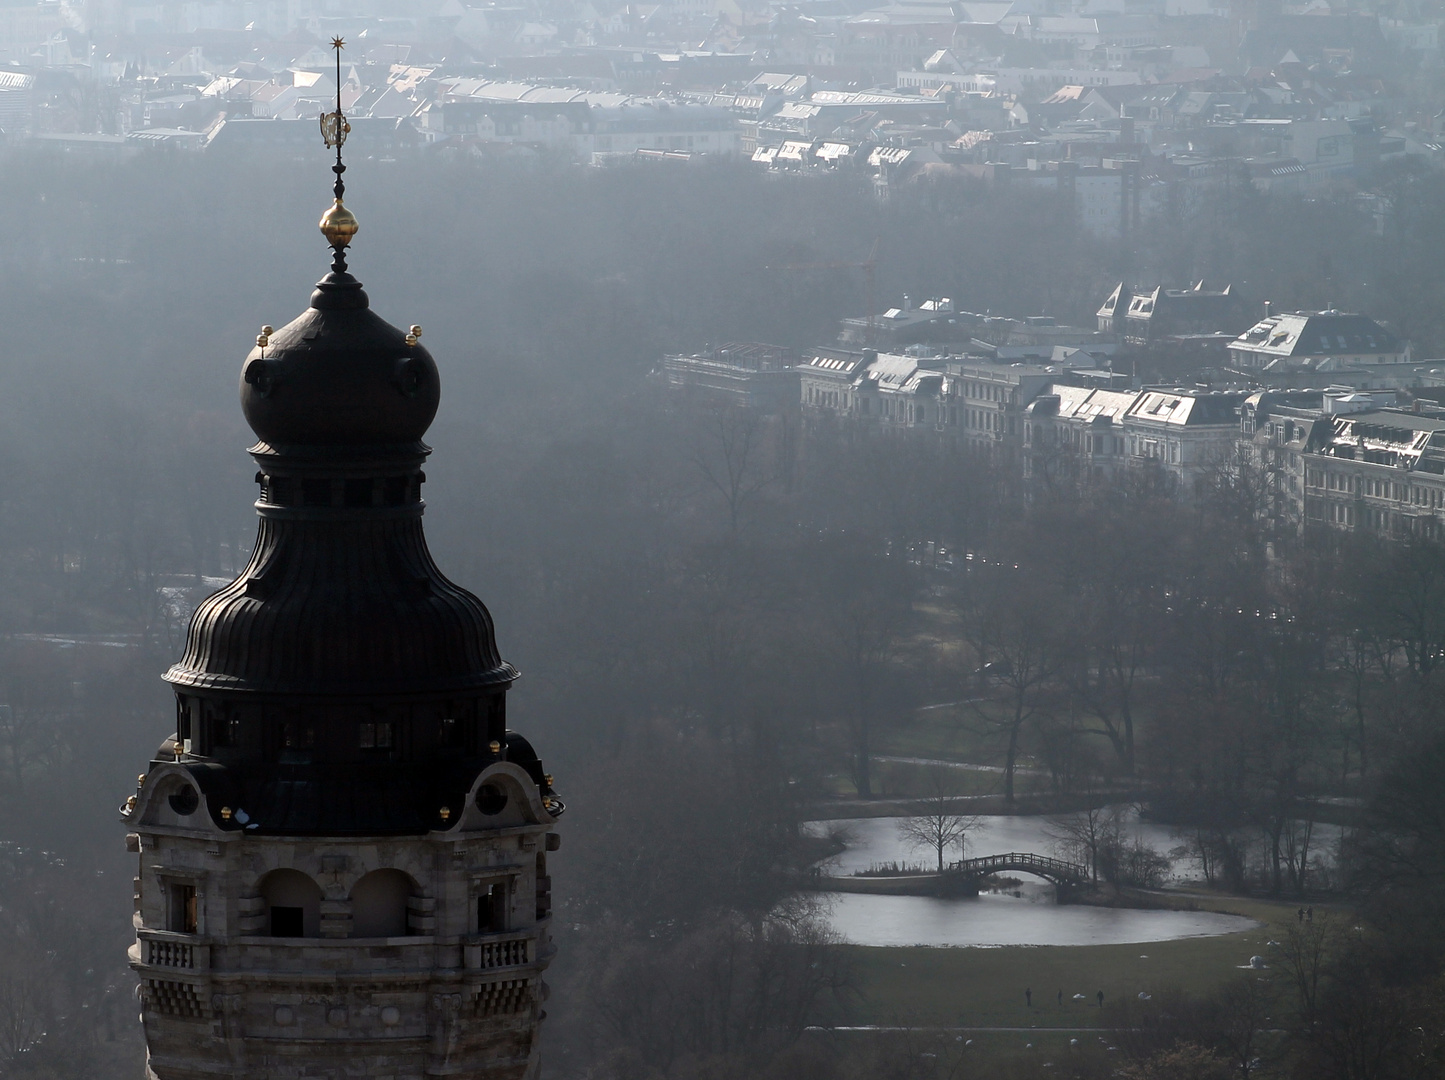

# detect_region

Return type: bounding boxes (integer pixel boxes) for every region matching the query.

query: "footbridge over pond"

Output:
[952,852,1090,887]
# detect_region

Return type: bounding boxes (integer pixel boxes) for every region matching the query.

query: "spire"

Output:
[318,36,358,273]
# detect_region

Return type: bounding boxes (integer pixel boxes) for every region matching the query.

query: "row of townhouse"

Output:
[803,346,1196,474]
[1022,381,1445,537]
[797,346,1445,541]
[798,348,948,428]
[1244,391,1445,540]
[798,349,1062,455]
[1024,385,1247,491]
[800,346,1241,490]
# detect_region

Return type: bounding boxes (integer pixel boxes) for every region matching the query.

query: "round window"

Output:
[475,784,507,815]
[168,785,200,816]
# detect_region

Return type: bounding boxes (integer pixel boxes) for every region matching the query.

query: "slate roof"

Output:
[1231,311,1401,358]
[801,348,868,377]
[1127,390,1247,426]
[1320,410,1445,474]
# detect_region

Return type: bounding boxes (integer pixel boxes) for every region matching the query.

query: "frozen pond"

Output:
[820,890,1256,947]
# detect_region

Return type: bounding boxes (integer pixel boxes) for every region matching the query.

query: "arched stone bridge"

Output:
[952,851,1090,887]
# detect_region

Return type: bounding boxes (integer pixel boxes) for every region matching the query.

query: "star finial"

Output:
[331,35,345,50]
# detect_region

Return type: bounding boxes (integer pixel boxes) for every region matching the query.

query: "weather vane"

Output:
[318,36,358,272]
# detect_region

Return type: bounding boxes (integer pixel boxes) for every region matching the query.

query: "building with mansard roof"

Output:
[1227,309,1405,374]
[1243,393,1445,539]
[1096,281,1245,346]
[1023,386,1249,493]
[800,347,953,430]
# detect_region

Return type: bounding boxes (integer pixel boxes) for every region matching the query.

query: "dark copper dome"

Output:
[163,512,518,696]
[161,262,513,699]
[239,271,440,450]
[141,83,558,837]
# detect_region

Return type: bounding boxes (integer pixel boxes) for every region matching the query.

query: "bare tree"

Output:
[896,769,980,872]
[1275,913,1338,1016]
[1170,824,1247,890]
[1206,973,1277,1080]
[687,405,776,538]
[1359,535,1445,677]
[1069,536,1165,778]
[0,954,49,1075]
[962,565,1066,803]
[1295,947,1434,1080]
[1196,443,1274,551]
[806,539,915,799]
[1048,804,1124,884]
[0,702,67,800]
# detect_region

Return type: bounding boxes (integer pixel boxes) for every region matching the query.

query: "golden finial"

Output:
[544,774,554,786]
[439,806,451,822]
[256,325,273,356]
[320,200,359,250]
[318,35,357,271]
[220,806,232,820]
[488,740,501,754]
[137,774,146,784]
[405,324,421,346]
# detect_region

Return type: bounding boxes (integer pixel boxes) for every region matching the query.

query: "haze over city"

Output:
[2,0,1445,1077]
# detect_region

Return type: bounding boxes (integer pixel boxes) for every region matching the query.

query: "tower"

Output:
[120,40,562,1080]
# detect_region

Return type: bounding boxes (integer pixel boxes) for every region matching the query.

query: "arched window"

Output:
[350,870,415,938]
[259,869,321,938]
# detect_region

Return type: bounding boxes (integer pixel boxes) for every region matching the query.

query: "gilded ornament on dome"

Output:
[320,110,350,149]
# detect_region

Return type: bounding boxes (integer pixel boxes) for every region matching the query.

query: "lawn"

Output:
[875,700,1009,765]
[839,893,1309,1030]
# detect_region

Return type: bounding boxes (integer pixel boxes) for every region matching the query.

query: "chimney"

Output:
[1264,299,1272,319]
[1120,115,1134,146]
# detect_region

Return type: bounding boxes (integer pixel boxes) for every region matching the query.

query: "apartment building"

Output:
[800,347,951,430]
[946,360,1057,455]
[1228,310,1405,374]
[1024,386,1248,492]
[1239,389,1445,538]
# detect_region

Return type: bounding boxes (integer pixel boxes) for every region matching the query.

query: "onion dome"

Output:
[239,272,439,451]
[239,111,435,452]
[142,36,554,837]
[164,99,515,699]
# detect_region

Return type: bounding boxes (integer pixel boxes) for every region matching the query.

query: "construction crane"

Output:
[770,237,881,346]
